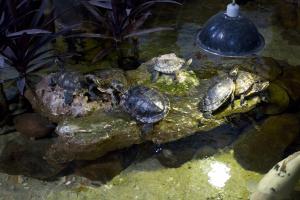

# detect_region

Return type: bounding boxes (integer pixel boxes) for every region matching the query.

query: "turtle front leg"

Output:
[230,91,235,109]
[151,71,160,83]
[141,123,154,135]
[240,94,247,106]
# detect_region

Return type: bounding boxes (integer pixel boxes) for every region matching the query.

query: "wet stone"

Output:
[14,113,56,138]
[74,152,125,182]
[46,111,142,163]
[0,133,66,180]
[234,114,300,172]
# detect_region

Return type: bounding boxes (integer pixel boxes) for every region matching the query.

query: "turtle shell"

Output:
[235,71,257,96]
[56,72,84,92]
[201,77,235,113]
[153,53,185,74]
[121,86,170,123]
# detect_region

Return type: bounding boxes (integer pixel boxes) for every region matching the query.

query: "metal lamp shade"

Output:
[197,12,265,57]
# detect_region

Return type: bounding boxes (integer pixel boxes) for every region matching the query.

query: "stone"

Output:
[262,83,290,115]
[74,152,125,182]
[46,151,264,200]
[277,65,300,102]
[234,114,300,172]
[125,61,200,96]
[24,74,110,123]
[0,133,66,179]
[46,111,142,163]
[14,113,55,138]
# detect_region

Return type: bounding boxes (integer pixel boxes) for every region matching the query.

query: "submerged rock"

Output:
[234,114,300,172]
[0,133,66,179]
[74,152,125,182]
[47,151,264,200]
[14,113,56,138]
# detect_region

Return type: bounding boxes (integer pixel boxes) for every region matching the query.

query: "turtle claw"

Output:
[203,111,213,119]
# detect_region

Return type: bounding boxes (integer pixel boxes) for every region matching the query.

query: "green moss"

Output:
[46,151,263,200]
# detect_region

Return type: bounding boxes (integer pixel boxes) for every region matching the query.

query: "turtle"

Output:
[120,86,170,134]
[200,73,236,118]
[234,69,270,105]
[85,74,124,107]
[150,53,193,82]
[200,68,269,118]
[50,71,86,105]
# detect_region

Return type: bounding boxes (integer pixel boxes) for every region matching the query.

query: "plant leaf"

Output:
[17,77,26,95]
[7,29,52,37]
[124,27,173,38]
[88,0,112,9]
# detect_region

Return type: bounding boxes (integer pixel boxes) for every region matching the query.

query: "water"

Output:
[1,0,300,199]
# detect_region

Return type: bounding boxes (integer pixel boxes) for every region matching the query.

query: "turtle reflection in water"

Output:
[150,53,193,82]
[121,86,170,134]
[200,68,269,118]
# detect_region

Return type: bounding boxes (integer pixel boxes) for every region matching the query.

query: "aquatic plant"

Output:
[79,0,181,69]
[0,0,73,94]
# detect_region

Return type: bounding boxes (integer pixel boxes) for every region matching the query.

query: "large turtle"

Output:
[120,86,170,134]
[50,71,86,105]
[200,68,269,118]
[150,53,193,82]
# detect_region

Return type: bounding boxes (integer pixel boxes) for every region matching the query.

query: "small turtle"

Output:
[120,86,170,134]
[150,53,193,82]
[50,71,86,105]
[85,74,124,107]
[234,69,269,105]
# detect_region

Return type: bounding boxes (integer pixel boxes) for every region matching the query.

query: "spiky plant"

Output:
[78,0,181,69]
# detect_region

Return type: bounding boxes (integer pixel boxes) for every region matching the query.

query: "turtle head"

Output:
[185,58,193,66]
[229,67,239,78]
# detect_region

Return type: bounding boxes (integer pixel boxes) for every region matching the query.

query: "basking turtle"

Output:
[150,53,193,82]
[120,86,170,134]
[50,71,86,105]
[200,68,269,118]
[234,69,269,105]
[200,73,236,118]
[85,74,124,107]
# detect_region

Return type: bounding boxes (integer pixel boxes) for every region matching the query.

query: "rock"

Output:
[277,65,300,102]
[14,113,55,138]
[74,152,125,182]
[46,111,142,163]
[125,61,200,96]
[0,133,66,179]
[46,151,264,200]
[276,1,298,29]
[262,83,290,115]
[255,57,283,81]
[25,74,109,123]
[234,114,300,172]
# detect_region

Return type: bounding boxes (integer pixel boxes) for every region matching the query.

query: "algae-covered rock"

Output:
[125,61,200,96]
[46,111,142,163]
[262,83,290,115]
[46,151,263,200]
[234,114,300,172]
